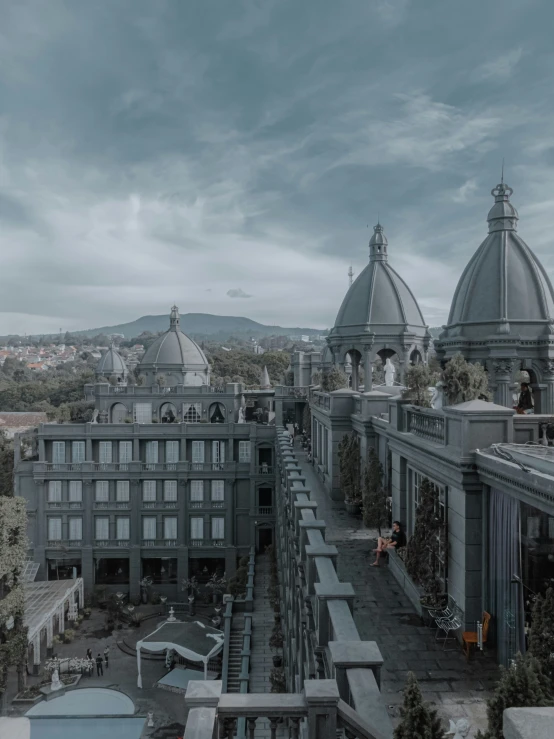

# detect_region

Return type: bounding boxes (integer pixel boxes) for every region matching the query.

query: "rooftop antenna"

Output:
[348,265,354,286]
[501,158,505,185]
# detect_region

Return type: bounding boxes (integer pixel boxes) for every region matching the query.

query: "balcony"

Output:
[47,540,82,548]
[190,539,204,547]
[95,539,130,547]
[256,507,274,516]
[94,501,130,509]
[189,501,225,510]
[211,539,225,547]
[142,539,178,547]
[257,465,274,475]
[45,463,83,472]
[407,408,446,445]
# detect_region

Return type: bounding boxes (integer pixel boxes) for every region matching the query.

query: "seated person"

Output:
[371,521,406,567]
[515,382,534,414]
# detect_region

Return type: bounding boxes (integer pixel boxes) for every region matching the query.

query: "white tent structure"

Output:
[136,619,224,687]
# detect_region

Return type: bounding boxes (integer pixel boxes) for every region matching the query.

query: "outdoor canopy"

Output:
[136,620,224,687]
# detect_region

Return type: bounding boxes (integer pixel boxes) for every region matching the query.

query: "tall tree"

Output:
[405,477,445,599]
[362,448,388,534]
[441,353,490,405]
[394,672,445,739]
[527,587,554,688]
[338,433,361,503]
[402,364,439,407]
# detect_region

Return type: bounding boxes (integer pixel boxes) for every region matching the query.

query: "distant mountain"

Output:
[75,313,324,339]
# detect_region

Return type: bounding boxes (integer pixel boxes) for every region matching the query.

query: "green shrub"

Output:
[63,629,75,644]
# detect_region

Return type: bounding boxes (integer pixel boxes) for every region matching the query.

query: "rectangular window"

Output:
[163,480,177,502]
[48,517,62,540]
[99,441,112,464]
[69,517,82,541]
[95,517,109,540]
[212,440,226,468]
[165,440,179,463]
[116,517,130,540]
[190,480,204,502]
[211,480,224,502]
[238,440,251,463]
[68,481,82,503]
[52,441,65,465]
[143,480,157,502]
[164,517,177,540]
[119,441,132,464]
[142,516,157,540]
[184,403,202,423]
[211,517,225,540]
[116,480,130,502]
[95,480,109,502]
[145,441,159,465]
[190,517,204,540]
[48,481,62,502]
[72,441,85,463]
[192,441,205,464]
[134,402,152,423]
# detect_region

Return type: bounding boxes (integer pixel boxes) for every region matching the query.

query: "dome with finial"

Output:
[438,181,554,342]
[95,343,128,382]
[139,306,209,386]
[330,222,428,338]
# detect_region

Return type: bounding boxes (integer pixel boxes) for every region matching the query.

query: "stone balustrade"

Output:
[407,407,446,444]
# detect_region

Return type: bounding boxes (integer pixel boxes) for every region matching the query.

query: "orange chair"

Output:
[462,611,491,660]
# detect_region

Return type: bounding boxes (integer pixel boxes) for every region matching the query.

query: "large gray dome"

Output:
[330,224,428,339]
[443,182,554,336]
[139,306,209,386]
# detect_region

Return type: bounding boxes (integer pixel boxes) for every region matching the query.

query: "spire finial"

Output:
[501,158,504,185]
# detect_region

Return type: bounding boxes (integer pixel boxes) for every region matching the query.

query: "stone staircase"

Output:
[226,613,245,693]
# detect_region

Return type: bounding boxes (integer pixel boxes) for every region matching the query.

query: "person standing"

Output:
[86,648,92,660]
[103,646,109,669]
[96,653,104,677]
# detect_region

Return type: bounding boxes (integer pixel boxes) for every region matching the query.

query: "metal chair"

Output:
[427,593,457,622]
[434,606,463,651]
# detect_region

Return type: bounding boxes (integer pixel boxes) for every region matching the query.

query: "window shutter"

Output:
[190,480,204,501]
[142,480,157,501]
[211,481,224,501]
[192,441,205,463]
[164,517,177,540]
[95,480,109,502]
[166,441,179,463]
[99,441,112,464]
[117,517,130,540]
[69,518,82,541]
[52,442,65,465]
[72,441,85,463]
[119,441,132,464]
[48,518,62,540]
[69,481,82,502]
[142,517,157,539]
[190,517,204,540]
[239,441,251,463]
[116,481,130,502]
[48,481,62,502]
[211,517,225,540]
[146,441,159,464]
[95,517,109,540]
[163,481,177,501]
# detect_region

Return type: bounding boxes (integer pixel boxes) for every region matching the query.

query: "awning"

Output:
[136,620,224,687]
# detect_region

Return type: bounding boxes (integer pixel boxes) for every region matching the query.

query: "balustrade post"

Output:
[304,679,340,739]
[305,544,338,596]
[314,583,355,648]
[328,640,385,693]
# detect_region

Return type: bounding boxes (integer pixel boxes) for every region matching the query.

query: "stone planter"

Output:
[272,654,283,667]
[387,549,425,616]
[345,501,361,515]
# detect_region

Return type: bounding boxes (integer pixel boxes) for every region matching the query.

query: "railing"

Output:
[95,539,130,547]
[189,501,226,510]
[46,501,84,509]
[407,408,446,444]
[94,501,130,509]
[142,539,177,547]
[190,539,204,547]
[257,465,274,474]
[45,463,83,471]
[211,539,225,547]
[256,507,274,516]
[314,393,331,410]
[282,386,309,398]
[47,540,82,548]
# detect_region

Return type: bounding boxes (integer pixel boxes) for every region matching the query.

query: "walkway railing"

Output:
[407,407,446,444]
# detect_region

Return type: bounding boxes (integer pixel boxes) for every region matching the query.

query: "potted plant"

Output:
[83,608,92,619]
[139,576,153,604]
[269,623,284,667]
[270,666,287,693]
[63,628,75,644]
[205,572,228,604]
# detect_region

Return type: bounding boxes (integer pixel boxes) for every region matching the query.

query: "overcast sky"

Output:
[1,0,554,335]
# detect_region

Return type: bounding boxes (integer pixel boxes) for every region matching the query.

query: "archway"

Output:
[209,402,226,424]
[160,402,177,423]
[111,402,128,423]
[520,365,541,413]
[256,524,274,553]
[344,349,362,391]
[410,349,423,365]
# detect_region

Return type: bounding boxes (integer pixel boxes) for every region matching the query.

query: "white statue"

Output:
[384,358,396,386]
[431,381,444,410]
[447,718,470,739]
[91,409,99,424]
[237,407,245,424]
[50,669,62,692]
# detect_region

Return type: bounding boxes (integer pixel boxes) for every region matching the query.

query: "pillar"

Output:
[46,618,54,658]
[177,547,189,600]
[491,359,515,408]
[32,634,41,674]
[363,346,373,391]
[540,359,554,414]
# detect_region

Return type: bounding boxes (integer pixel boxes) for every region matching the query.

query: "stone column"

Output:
[540,359,554,415]
[32,634,41,674]
[491,359,515,408]
[304,680,339,739]
[363,346,373,391]
[177,547,189,599]
[46,618,54,658]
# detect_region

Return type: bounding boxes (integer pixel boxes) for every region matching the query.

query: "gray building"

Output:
[14,308,277,600]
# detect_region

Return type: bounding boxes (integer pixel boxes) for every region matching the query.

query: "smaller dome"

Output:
[95,344,128,378]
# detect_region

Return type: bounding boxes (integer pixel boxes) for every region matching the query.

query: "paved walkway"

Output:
[296,445,498,735]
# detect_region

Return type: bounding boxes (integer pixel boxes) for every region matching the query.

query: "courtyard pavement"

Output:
[295,443,498,735]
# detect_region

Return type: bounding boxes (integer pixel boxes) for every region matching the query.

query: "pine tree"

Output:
[338,433,361,503]
[394,672,445,739]
[476,654,554,739]
[402,364,439,407]
[321,366,349,392]
[527,587,554,688]
[405,478,444,600]
[302,404,311,437]
[441,353,490,405]
[362,448,388,535]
